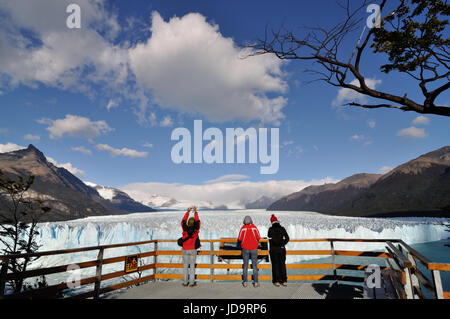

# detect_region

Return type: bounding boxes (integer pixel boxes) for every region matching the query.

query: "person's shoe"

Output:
[242,282,247,288]
[189,282,197,287]
[282,282,287,287]
[182,283,189,287]
[273,282,280,287]
[253,282,260,288]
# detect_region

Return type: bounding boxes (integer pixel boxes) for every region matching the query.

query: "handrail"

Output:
[0,239,158,261]
[0,238,402,260]
[0,238,448,300]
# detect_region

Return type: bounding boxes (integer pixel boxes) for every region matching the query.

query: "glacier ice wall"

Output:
[31,210,449,264]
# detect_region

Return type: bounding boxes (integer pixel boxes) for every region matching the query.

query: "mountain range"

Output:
[1,144,449,222]
[0,145,155,222]
[268,146,450,217]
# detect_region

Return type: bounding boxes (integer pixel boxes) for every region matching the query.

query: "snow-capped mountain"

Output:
[138,194,228,210]
[0,145,124,222]
[84,182,156,213]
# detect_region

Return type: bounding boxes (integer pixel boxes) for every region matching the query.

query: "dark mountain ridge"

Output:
[0,145,154,222]
[268,146,450,217]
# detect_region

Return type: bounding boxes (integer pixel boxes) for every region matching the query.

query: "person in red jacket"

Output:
[238,215,261,287]
[181,206,200,287]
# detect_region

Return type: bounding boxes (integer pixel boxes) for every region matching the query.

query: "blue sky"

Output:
[0,0,449,205]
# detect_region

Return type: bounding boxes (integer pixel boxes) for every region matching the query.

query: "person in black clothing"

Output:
[268,214,290,287]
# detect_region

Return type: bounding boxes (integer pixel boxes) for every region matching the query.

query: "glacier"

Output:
[3,209,449,292]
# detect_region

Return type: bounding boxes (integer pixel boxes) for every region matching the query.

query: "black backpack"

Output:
[177,225,201,249]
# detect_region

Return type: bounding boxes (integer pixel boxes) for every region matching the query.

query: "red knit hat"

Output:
[270,214,278,223]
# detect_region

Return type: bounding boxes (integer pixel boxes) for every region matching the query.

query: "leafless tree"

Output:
[248,0,450,116]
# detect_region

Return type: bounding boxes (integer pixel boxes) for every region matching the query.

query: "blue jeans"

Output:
[242,249,258,283]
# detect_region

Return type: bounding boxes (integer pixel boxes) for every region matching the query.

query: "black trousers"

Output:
[269,247,287,283]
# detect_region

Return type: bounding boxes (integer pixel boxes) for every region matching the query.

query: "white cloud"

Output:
[160,115,173,127]
[143,142,153,148]
[379,166,393,174]
[24,134,40,141]
[350,134,372,146]
[280,140,294,148]
[287,145,303,158]
[121,177,339,209]
[46,156,85,177]
[106,98,120,111]
[71,146,92,155]
[205,174,249,184]
[411,116,430,126]
[332,78,382,106]
[0,0,128,95]
[350,134,366,141]
[38,114,112,139]
[368,120,376,128]
[0,142,26,153]
[128,12,288,125]
[96,143,148,158]
[397,126,428,139]
[148,112,157,127]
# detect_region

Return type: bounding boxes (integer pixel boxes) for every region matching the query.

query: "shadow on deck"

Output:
[105,281,372,300]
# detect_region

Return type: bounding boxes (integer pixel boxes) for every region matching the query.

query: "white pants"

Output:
[182,249,197,285]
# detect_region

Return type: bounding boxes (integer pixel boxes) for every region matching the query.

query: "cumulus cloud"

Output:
[1,5,289,125]
[96,143,148,158]
[46,156,85,177]
[38,114,112,139]
[411,116,430,126]
[121,177,338,209]
[128,12,288,125]
[0,0,128,95]
[397,126,428,139]
[71,146,92,155]
[332,78,382,106]
[0,142,26,153]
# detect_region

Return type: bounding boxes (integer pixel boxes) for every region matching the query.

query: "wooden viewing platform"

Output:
[0,238,449,299]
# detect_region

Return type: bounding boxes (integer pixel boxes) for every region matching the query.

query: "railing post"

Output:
[406,252,421,299]
[93,247,104,299]
[330,241,337,281]
[210,242,214,283]
[432,270,444,299]
[398,243,414,299]
[0,259,8,298]
[153,241,158,281]
[403,267,414,299]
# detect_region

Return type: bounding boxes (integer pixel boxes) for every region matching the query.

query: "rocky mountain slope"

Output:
[268,146,450,217]
[0,145,154,222]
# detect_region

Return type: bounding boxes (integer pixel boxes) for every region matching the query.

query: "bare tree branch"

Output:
[246,0,450,117]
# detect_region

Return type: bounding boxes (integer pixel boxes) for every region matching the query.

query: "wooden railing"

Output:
[0,238,448,299]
